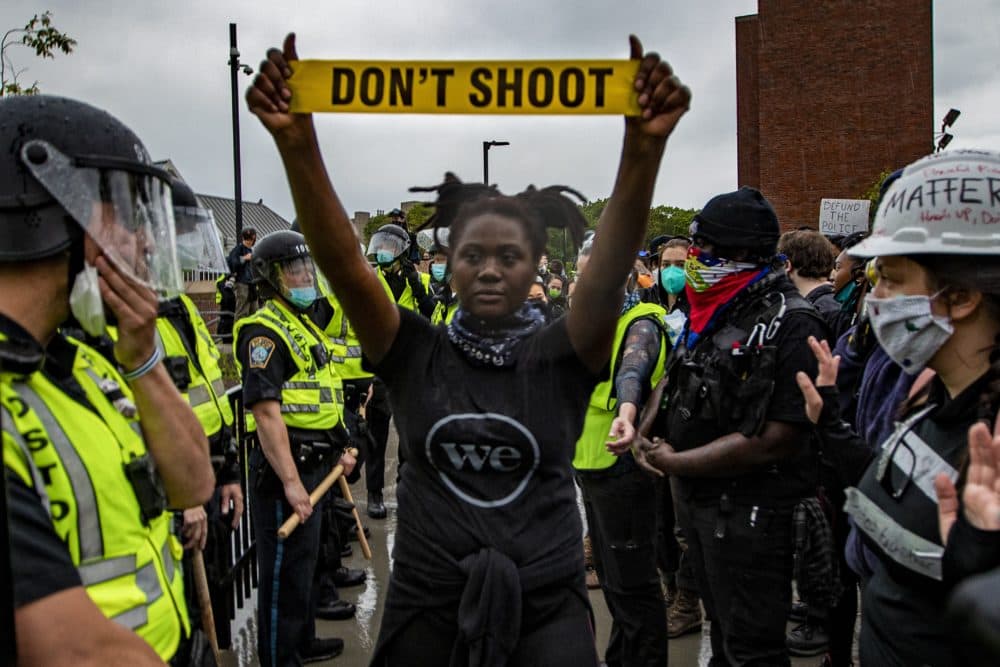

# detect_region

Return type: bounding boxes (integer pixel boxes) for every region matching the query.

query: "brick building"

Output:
[735,1,933,230]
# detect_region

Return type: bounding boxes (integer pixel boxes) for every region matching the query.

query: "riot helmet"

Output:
[689,187,780,260]
[366,223,411,268]
[171,177,216,272]
[251,230,318,311]
[0,95,182,295]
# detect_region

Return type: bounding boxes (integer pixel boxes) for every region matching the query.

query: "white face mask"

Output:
[865,292,954,374]
[69,262,107,337]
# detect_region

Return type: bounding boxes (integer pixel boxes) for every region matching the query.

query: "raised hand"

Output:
[627,35,692,140]
[795,335,841,424]
[95,254,158,372]
[245,33,314,144]
[935,416,1000,545]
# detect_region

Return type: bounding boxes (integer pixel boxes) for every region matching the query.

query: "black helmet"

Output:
[689,187,780,258]
[366,223,411,264]
[0,95,181,292]
[251,230,317,310]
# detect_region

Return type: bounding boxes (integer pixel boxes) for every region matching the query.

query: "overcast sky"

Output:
[3,1,999,223]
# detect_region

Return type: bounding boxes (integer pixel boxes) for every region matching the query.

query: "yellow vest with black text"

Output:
[376,266,431,312]
[573,303,668,471]
[320,293,373,382]
[155,295,235,438]
[233,299,345,433]
[0,336,189,660]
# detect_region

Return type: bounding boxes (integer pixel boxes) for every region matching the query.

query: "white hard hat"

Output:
[850,149,1000,258]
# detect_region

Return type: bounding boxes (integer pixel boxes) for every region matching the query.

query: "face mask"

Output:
[834,281,858,305]
[287,286,317,309]
[684,247,758,292]
[430,263,448,282]
[636,274,654,289]
[659,265,687,295]
[548,288,561,299]
[865,292,954,374]
[376,250,396,267]
[69,262,107,337]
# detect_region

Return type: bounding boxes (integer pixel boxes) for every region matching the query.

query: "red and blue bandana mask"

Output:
[683,247,770,344]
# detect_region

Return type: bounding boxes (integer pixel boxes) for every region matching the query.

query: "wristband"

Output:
[122,346,163,382]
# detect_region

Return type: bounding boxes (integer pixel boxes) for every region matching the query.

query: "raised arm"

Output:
[568,36,690,373]
[246,34,400,364]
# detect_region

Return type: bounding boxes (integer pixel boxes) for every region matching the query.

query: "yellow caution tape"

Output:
[287,60,642,115]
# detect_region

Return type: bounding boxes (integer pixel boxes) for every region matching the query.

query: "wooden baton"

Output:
[277,447,358,540]
[337,476,373,560]
[192,549,222,666]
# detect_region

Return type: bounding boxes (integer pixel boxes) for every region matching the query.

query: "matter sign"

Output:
[288,59,641,115]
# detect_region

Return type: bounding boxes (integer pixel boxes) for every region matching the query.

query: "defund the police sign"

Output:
[819,199,870,236]
[288,60,642,114]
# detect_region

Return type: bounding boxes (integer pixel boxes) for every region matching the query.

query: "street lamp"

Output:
[483,140,510,185]
[229,23,254,241]
[935,107,960,153]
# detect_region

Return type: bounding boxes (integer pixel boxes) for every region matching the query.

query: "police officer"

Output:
[233,230,355,666]
[574,281,670,666]
[637,187,829,666]
[364,223,435,518]
[0,95,214,664]
[426,229,458,325]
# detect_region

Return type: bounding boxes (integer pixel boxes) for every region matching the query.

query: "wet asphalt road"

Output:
[270,425,830,667]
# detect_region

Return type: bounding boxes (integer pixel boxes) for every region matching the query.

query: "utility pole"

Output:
[229,23,252,241]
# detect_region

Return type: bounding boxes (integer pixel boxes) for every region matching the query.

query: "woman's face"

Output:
[528,283,547,302]
[660,246,687,270]
[870,255,935,301]
[832,250,857,292]
[452,212,537,320]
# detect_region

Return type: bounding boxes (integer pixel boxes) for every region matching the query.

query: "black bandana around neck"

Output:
[447,302,545,368]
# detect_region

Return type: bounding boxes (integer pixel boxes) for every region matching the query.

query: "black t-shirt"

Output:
[667,277,828,501]
[372,307,599,575]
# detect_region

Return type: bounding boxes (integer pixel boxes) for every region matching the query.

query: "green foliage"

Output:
[858,168,894,220]
[1,11,76,96]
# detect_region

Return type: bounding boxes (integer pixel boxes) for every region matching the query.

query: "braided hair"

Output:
[410,172,588,261]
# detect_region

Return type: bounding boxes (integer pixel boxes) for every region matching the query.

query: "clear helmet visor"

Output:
[271,256,318,306]
[366,230,408,260]
[174,206,225,272]
[21,139,183,296]
[416,227,450,252]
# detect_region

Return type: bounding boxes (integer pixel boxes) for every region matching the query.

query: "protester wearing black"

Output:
[247,32,690,665]
[637,188,828,666]
[228,228,258,321]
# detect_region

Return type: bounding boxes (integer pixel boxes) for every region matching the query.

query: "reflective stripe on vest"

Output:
[844,487,944,581]
[1,405,51,516]
[17,384,104,561]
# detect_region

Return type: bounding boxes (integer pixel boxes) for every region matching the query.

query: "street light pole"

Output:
[229,23,253,242]
[482,140,510,185]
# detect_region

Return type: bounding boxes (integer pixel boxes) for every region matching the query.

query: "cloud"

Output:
[2,0,996,224]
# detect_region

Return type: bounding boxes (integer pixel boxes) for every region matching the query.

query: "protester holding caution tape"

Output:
[247,32,690,665]
[233,229,356,666]
[0,95,215,665]
[634,187,830,666]
[796,150,1000,667]
[364,222,435,519]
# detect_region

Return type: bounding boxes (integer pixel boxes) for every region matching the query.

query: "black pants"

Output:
[365,377,391,494]
[250,448,327,667]
[579,461,668,667]
[677,494,794,667]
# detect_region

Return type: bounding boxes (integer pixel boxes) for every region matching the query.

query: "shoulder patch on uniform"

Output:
[249,336,276,369]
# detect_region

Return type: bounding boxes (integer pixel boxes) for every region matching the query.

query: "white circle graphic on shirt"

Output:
[424,412,541,509]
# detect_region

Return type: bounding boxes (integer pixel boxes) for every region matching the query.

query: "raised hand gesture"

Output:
[246,33,314,145]
[935,415,1000,545]
[627,35,692,140]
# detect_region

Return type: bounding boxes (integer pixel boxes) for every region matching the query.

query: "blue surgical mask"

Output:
[376,250,396,266]
[430,263,448,282]
[659,265,687,295]
[287,286,317,309]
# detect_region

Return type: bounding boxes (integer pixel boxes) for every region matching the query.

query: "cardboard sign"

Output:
[819,199,870,236]
[287,59,641,115]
